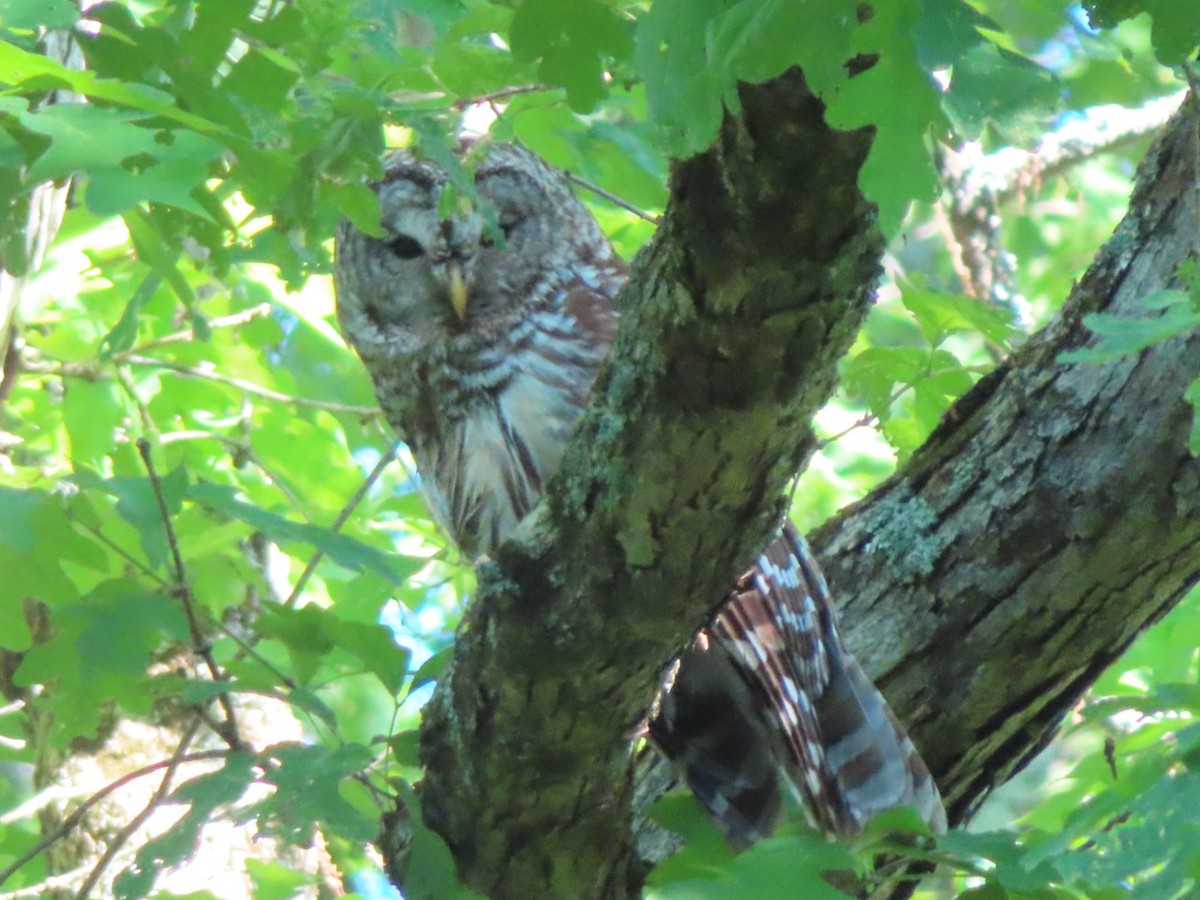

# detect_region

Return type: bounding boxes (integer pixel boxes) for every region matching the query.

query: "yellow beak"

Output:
[447,263,468,321]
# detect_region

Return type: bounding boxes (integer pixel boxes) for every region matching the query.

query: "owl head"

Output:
[334,142,615,363]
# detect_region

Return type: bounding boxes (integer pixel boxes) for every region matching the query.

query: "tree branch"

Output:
[816,95,1200,826]
[937,91,1186,312]
[407,69,1200,900]
[413,68,885,900]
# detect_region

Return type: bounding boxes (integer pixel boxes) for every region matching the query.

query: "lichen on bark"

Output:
[404,74,1200,900]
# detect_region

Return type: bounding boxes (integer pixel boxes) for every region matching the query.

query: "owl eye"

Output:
[386,233,424,260]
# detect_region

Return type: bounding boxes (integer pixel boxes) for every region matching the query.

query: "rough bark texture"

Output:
[815,95,1200,826]
[414,70,884,899]
[408,70,1200,898]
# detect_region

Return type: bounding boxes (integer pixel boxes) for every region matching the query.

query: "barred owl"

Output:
[334,142,946,846]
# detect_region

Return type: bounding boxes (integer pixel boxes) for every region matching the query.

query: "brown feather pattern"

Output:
[334,142,945,849]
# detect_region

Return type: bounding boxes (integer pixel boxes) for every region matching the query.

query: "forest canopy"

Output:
[1,1,1199,898]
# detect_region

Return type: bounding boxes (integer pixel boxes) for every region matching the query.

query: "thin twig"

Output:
[0,866,95,898]
[0,748,229,888]
[561,171,661,224]
[23,355,381,416]
[136,438,242,750]
[210,618,296,688]
[282,447,397,610]
[122,303,273,356]
[123,356,380,415]
[813,366,981,451]
[112,366,155,436]
[453,84,547,109]
[67,513,171,588]
[814,410,879,451]
[155,429,314,522]
[225,447,397,676]
[74,721,202,899]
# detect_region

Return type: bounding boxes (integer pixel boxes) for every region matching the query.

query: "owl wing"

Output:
[650,523,946,846]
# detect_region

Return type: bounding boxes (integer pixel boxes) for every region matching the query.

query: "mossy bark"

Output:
[816,95,1200,826]
[406,73,1200,900]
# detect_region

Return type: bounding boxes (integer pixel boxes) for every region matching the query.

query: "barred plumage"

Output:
[334,142,945,848]
[334,145,622,558]
[653,523,945,844]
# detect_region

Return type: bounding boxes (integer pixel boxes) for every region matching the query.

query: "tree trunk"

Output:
[815,92,1200,825]
[404,65,1200,899]
[413,69,884,899]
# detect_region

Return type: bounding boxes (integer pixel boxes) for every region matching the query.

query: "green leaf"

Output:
[14,582,188,745]
[89,131,225,218]
[1187,378,1200,456]
[285,686,340,731]
[1145,0,1200,65]
[509,0,633,113]
[326,179,383,238]
[635,0,856,156]
[943,43,1063,144]
[0,485,46,553]
[0,0,78,30]
[15,101,219,214]
[1088,0,1200,65]
[178,0,258,80]
[116,753,259,900]
[62,380,127,470]
[901,281,1018,346]
[1135,288,1195,310]
[645,791,737,887]
[97,272,162,359]
[123,206,199,312]
[431,41,525,99]
[386,729,422,768]
[634,0,735,156]
[1058,306,1200,364]
[331,619,410,695]
[245,859,311,900]
[939,830,1060,893]
[397,780,485,899]
[0,489,109,647]
[1053,771,1200,897]
[911,0,991,68]
[21,103,162,181]
[824,2,944,236]
[70,469,189,572]
[406,646,453,699]
[842,346,928,419]
[256,605,336,687]
[221,47,301,112]
[255,742,377,842]
[187,482,412,583]
[0,40,225,134]
[1084,0,1142,29]
[1084,683,1200,719]
[648,826,857,899]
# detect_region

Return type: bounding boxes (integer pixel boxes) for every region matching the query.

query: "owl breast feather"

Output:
[415,323,607,559]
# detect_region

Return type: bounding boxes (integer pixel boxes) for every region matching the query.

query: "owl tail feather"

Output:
[647,525,946,848]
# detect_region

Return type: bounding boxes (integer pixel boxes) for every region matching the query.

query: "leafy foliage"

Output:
[1061,260,1200,453]
[0,0,1197,898]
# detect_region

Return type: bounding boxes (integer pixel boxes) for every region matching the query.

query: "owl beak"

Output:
[447,262,469,321]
